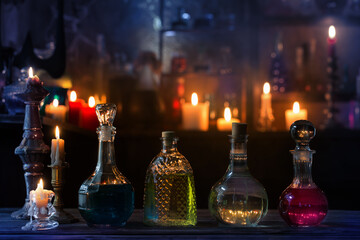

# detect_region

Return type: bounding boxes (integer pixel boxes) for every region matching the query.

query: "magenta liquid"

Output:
[279,187,328,227]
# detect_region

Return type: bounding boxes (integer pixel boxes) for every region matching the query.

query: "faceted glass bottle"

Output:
[209,123,268,226]
[279,120,328,227]
[78,104,134,228]
[143,131,197,226]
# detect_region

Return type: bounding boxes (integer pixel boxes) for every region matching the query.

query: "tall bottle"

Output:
[78,104,134,228]
[279,120,328,227]
[143,131,197,226]
[209,123,268,226]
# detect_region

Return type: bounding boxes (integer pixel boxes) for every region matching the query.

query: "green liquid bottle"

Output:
[144,131,197,226]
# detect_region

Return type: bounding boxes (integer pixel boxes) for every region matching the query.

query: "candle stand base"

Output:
[258,116,275,132]
[11,202,30,220]
[22,219,59,231]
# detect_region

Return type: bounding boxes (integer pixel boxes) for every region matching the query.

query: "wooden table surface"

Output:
[1,209,360,239]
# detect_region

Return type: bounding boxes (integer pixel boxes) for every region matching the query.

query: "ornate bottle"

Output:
[209,123,268,226]
[279,120,328,227]
[143,131,197,226]
[78,104,134,228]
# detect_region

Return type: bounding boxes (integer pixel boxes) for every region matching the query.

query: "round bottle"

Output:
[78,104,134,228]
[279,120,328,227]
[209,123,268,226]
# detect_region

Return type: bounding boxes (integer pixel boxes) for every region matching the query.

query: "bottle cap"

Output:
[232,123,247,138]
[96,103,117,126]
[162,131,175,138]
[290,120,316,150]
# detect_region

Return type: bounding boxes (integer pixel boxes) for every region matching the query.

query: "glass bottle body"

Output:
[143,137,197,226]
[78,126,134,228]
[279,150,328,227]
[209,138,268,226]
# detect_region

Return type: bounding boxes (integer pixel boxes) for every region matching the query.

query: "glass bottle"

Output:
[279,120,328,227]
[143,131,197,226]
[209,123,268,226]
[78,103,134,228]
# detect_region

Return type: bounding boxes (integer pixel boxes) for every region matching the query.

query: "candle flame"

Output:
[55,126,60,139]
[53,99,59,107]
[191,92,198,106]
[28,67,33,78]
[293,101,300,114]
[88,96,96,108]
[329,25,336,39]
[263,82,270,94]
[70,91,77,102]
[38,179,43,190]
[224,107,232,122]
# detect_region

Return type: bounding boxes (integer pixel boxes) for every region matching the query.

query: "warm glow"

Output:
[70,91,77,102]
[28,67,33,78]
[53,99,59,107]
[55,126,60,139]
[191,92,198,106]
[38,179,43,190]
[293,101,300,114]
[224,107,231,122]
[263,82,270,94]
[329,25,336,39]
[88,96,96,108]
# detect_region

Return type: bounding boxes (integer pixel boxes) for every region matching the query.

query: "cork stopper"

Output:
[232,123,247,138]
[162,131,175,139]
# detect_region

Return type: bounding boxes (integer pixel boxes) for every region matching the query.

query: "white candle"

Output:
[217,107,240,131]
[182,92,209,131]
[285,101,308,130]
[260,82,273,119]
[45,99,67,122]
[29,179,50,209]
[51,126,65,166]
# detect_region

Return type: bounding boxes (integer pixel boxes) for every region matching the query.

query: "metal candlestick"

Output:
[49,162,78,223]
[11,75,49,219]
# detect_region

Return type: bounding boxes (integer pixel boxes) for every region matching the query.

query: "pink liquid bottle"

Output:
[279,120,328,227]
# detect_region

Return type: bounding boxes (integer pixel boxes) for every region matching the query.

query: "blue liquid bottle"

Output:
[78,103,134,228]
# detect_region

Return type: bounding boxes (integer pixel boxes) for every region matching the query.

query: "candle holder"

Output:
[49,163,78,223]
[11,75,50,219]
[22,188,59,231]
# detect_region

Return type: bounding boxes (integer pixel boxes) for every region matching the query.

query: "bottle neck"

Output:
[228,136,249,174]
[96,126,116,173]
[161,137,178,153]
[290,150,315,188]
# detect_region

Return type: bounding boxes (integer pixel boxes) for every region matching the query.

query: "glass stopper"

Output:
[96,103,116,126]
[290,120,316,150]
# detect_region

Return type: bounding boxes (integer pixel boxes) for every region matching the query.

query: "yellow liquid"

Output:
[144,173,197,226]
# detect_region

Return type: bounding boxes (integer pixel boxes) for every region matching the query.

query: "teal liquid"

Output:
[79,184,134,228]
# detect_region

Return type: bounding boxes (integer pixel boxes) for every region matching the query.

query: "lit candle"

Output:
[182,92,209,131]
[217,107,240,131]
[45,98,67,122]
[51,126,65,166]
[285,101,308,130]
[328,25,336,57]
[260,82,274,119]
[68,90,84,125]
[27,67,41,84]
[80,96,98,131]
[29,179,52,209]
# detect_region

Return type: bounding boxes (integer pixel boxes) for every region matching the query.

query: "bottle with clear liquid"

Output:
[209,123,268,226]
[78,104,134,228]
[143,131,197,226]
[279,120,328,227]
